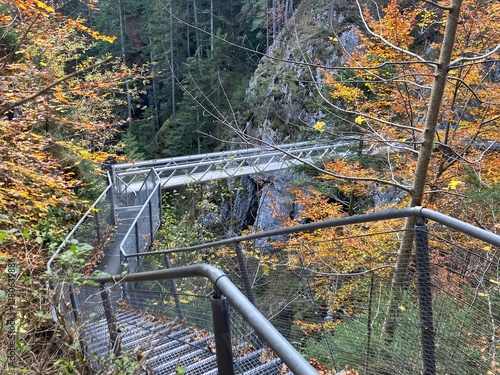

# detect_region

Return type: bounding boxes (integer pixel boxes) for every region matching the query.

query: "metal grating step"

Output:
[243,357,284,375]
[119,321,186,351]
[153,345,215,374]
[147,333,214,370]
[183,352,218,374]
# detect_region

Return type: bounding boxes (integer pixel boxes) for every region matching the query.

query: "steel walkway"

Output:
[111,140,356,191]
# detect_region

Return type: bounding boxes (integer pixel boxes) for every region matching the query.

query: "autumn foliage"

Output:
[0,0,132,246]
[321,0,500,223]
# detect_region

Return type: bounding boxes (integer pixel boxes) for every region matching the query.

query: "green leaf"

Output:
[35,311,52,320]
[22,228,30,239]
[175,366,187,375]
[15,338,25,351]
[83,279,99,287]
[0,290,5,300]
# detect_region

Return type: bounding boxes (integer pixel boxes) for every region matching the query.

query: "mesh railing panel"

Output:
[119,169,162,272]
[144,218,499,374]
[71,187,114,258]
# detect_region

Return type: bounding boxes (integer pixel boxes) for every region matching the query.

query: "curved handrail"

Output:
[88,264,318,375]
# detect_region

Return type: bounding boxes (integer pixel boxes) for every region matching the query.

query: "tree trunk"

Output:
[192,0,201,59]
[210,0,214,53]
[118,0,133,126]
[383,0,464,338]
[170,6,176,122]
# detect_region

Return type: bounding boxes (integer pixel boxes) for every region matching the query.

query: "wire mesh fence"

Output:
[146,216,499,374]
[48,187,499,375]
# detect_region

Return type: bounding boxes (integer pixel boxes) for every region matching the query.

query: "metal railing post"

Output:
[414,219,436,375]
[158,184,163,227]
[69,283,80,323]
[164,255,184,319]
[108,186,116,226]
[94,210,101,243]
[100,283,120,356]
[211,290,235,375]
[135,222,140,272]
[234,242,256,305]
[149,200,154,240]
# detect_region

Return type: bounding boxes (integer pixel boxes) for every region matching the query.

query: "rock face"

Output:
[232,0,359,235]
[242,0,358,142]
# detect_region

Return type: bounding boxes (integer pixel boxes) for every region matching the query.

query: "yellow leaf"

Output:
[36,1,55,12]
[354,116,364,125]
[314,121,326,133]
[398,305,406,311]
[445,178,461,190]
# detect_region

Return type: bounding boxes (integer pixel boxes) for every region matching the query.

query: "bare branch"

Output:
[450,44,500,66]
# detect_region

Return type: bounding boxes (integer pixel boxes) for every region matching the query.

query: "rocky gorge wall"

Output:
[231,0,360,235]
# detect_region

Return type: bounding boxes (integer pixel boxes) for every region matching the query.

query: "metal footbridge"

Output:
[111,140,354,192]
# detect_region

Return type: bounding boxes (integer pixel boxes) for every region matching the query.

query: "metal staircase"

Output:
[81,302,288,374]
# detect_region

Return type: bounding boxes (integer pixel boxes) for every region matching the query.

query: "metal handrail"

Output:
[88,264,318,375]
[111,140,334,171]
[129,207,500,259]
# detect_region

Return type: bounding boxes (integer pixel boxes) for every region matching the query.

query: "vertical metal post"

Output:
[149,200,154,240]
[94,210,101,243]
[100,283,120,355]
[414,220,436,375]
[135,222,141,272]
[69,283,80,323]
[158,184,163,228]
[108,185,116,226]
[165,255,184,319]
[211,291,234,375]
[234,242,256,305]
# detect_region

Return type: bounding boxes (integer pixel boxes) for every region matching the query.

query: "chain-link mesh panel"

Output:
[144,218,499,374]
[425,223,500,375]
[119,169,162,272]
[73,187,114,260]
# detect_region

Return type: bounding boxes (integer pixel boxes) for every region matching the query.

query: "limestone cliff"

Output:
[234,0,360,235]
[242,0,359,143]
